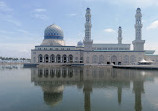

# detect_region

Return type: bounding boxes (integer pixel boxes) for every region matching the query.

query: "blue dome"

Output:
[77,41,83,47]
[137,8,141,10]
[44,24,64,39]
[136,8,141,12]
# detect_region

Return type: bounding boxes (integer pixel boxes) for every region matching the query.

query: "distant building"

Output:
[31,8,158,65]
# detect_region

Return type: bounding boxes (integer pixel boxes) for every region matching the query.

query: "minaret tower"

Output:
[83,8,93,51]
[118,26,122,44]
[132,8,145,51]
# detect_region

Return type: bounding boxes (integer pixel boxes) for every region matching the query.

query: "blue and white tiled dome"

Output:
[44,24,64,39]
[77,41,83,47]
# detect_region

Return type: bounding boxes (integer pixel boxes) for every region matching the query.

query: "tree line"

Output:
[0,57,30,61]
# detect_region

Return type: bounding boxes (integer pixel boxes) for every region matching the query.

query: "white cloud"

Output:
[16,29,39,37]
[83,0,158,7]
[65,41,77,46]
[17,29,29,33]
[147,20,158,30]
[110,0,158,7]
[0,43,35,58]
[0,1,22,27]
[34,14,49,20]
[34,8,46,12]
[104,28,115,33]
[5,19,22,26]
[0,1,12,12]
[66,13,77,16]
[0,30,15,34]
[145,43,158,54]
[32,8,49,20]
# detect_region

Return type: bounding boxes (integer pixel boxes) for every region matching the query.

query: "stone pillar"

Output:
[67,57,69,63]
[43,57,44,63]
[60,57,62,63]
[55,57,56,63]
[49,55,51,63]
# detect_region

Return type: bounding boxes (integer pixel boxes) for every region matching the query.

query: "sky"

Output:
[0,0,158,58]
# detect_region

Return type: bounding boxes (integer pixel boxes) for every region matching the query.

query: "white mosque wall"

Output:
[92,44,130,51]
[31,50,84,64]
[31,49,146,65]
[145,55,158,65]
[83,51,145,65]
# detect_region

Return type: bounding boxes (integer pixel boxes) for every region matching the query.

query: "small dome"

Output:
[137,8,141,10]
[87,8,90,10]
[136,8,141,12]
[77,41,83,47]
[44,24,64,40]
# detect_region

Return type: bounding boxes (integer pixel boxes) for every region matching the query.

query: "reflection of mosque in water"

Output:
[31,66,157,111]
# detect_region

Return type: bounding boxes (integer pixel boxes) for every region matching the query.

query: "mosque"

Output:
[31,8,158,65]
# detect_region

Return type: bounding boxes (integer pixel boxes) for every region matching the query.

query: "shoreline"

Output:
[0,62,24,65]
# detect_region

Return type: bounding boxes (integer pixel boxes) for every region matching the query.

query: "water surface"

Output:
[0,65,158,111]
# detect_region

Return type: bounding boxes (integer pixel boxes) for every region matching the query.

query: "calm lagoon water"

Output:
[1,65,158,111]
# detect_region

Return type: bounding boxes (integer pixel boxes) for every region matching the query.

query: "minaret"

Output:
[118,26,122,44]
[83,8,93,51]
[132,8,145,51]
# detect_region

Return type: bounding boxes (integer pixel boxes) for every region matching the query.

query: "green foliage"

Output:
[0,56,30,61]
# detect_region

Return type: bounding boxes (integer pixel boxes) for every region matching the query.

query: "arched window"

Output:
[62,55,67,63]
[38,54,43,63]
[92,55,98,63]
[99,55,104,64]
[56,54,61,63]
[124,55,129,64]
[130,55,136,64]
[50,54,55,63]
[86,57,89,63]
[44,54,49,63]
[33,57,36,63]
[75,57,78,63]
[111,55,117,65]
[80,57,83,63]
[68,55,73,63]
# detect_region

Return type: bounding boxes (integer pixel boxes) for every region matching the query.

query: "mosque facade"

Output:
[31,8,158,65]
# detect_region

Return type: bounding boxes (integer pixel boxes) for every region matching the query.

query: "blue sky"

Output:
[0,0,158,58]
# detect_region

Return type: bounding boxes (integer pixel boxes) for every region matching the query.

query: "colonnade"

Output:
[38,54,73,63]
